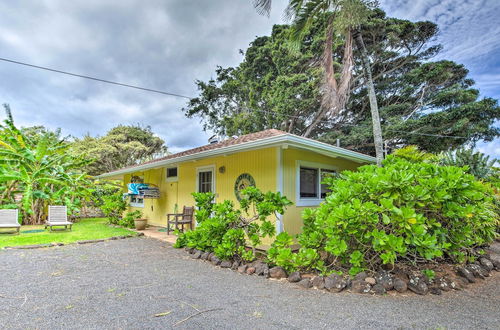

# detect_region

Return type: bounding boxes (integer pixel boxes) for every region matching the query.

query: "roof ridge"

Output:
[101,129,289,174]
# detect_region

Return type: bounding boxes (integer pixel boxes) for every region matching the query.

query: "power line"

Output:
[391,130,467,139]
[0,56,471,140]
[0,57,192,99]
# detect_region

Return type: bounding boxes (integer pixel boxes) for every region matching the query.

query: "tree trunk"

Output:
[354,32,384,166]
[303,22,354,138]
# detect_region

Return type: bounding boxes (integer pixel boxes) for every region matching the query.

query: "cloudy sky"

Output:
[0,0,499,156]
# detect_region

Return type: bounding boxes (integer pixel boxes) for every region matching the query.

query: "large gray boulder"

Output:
[324,274,347,293]
[408,274,428,295]
[269,267,287,279]
[287,272,302,283]
[457,266,475,283]
[374,270,394,290]
[254,261,270,277]
[311,276,325,289]
[297,278,312,289]
[393,278,408,293]
[351,280,371,294]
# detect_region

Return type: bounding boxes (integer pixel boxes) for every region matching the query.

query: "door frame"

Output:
[195,165,216,197]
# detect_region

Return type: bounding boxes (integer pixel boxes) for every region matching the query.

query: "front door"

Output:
[195,167,215,228]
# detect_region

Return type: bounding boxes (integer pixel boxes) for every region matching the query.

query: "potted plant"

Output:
[121,210,147,230]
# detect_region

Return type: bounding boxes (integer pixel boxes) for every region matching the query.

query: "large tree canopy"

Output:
[184,9,500,155]
[70,125,168,176]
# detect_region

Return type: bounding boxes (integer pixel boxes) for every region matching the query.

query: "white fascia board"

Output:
[284,135,376,163]
[98,134,375,178]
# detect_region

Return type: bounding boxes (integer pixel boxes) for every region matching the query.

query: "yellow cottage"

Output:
[98,129,375,239]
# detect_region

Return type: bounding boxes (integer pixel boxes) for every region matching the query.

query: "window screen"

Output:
[300,167,318,198]
[130,196,144,206]
[198,171,213,193]
[167,167,178,178]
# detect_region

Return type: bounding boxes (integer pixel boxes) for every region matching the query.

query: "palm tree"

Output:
[353,30,384,165]
[253,0,384,165]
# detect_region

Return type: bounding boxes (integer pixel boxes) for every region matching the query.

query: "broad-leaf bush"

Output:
[119,210,143,228]
[174,187,292,261]
[268,155,498,275]
[100,189,128,225]
[0,105,93,224]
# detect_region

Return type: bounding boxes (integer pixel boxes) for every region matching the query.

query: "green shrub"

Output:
[268,232,323,273]
[174,187,292,261]
[100,190,127,225]
[268,156,498,275]
[119,210,143,228]
[392,145,437,163]
[422,269,435,281]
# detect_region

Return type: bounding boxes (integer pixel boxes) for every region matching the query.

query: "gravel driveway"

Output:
[0,237,498,330]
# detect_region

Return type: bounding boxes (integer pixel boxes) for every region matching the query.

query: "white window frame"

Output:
[296,160,338,206]
[130,195,144,208]
[195,165,216,196]
[166,166,178,182]
[129,175,145,207]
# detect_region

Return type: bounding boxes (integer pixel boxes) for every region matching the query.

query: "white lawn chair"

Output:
[0,209,21,234]
[45,206,73,231]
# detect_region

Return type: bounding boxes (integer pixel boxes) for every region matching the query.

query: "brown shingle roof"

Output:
[103,129,288,175]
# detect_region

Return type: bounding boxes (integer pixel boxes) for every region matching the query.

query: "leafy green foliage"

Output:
[70,124,168,176]
[392,145,438,163]
[174,187,292,261]
[422,269,435,281]
[269,156,498,275]
[100,189,128,225]
[0,105,92,224]
[268,231,325,273]
[439,148,497,180]
[119,210,143,228]
[185,10,499,155]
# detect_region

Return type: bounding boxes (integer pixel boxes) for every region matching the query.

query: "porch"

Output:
[132,225,177,245]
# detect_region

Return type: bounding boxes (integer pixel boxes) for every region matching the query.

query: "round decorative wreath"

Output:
[234,173,256,201]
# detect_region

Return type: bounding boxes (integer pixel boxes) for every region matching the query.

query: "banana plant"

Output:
[0,105,92,224]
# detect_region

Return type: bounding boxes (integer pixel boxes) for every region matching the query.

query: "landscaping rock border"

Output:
[184,246,500,296]
[2,233,142,250]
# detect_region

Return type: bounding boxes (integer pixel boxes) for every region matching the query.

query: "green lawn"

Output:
[0,218,137,248]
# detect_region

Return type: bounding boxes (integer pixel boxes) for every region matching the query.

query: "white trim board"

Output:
[195,165,216,198]
[295,160,339,207]
[275,146,284,233]
[166,166,179,182]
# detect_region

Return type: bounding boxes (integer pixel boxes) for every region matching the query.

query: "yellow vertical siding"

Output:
[123,168,169,226]
[124,147,278,229]
[122,145,364,241]
[176,147,277,210]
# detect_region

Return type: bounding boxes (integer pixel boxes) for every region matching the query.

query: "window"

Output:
[300,167,319,198]
[130,195,144,208]
[166,167,178,181]
[198,170,213,193]
[297,161,337,206]
[321,169,336,198]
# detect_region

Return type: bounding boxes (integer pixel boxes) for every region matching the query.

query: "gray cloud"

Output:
[0,0,498,157]
[0,0,287,150]
[379,0,500,97]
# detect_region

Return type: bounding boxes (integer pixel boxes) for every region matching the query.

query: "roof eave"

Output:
[97,134,375,178]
